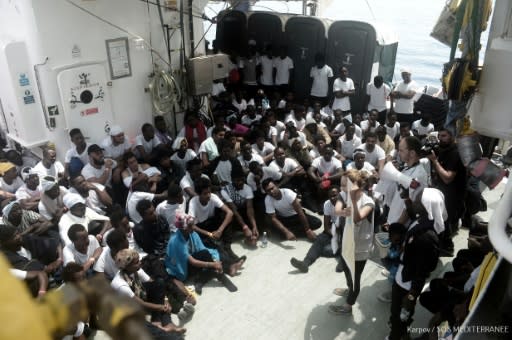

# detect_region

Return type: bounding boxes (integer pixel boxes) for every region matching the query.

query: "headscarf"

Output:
[20,167,36,181]
[41,176,58,192]
[115,248,139,270]
[63,193,86,209]
[421,188,447,234]
[172,136,187,150]
[0,162,15,176]
[109,125,123,136]
[2,201,19,219]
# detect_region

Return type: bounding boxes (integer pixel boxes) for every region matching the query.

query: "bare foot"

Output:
[244,237,257,247]
[228,256,246,276]
[160,324,187,334]
[306,229,317,241]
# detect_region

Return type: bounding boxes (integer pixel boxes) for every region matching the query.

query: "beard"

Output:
[94,158,105,166]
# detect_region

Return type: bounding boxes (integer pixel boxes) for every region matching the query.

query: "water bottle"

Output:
[261,232,268,248]
[400,307,410,322]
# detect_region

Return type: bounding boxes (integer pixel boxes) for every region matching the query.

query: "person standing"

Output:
[366,75,391,125]
[332,67,355,115]
[258,46,275,95]
[309,53,333,107]
[391,68,418,125]
[273,46,294,95]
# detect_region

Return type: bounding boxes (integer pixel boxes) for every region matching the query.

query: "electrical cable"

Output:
[146,0,156,68]
[149,68,182,114]
[137,0,206,20]
[364,0,377,21]
[63,0,171,67]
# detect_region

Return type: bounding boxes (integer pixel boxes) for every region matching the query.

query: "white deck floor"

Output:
[94,179,506,340]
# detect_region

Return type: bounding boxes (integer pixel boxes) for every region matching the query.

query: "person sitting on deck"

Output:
[62,223,102,277]
[262,178,321,241]
[38,176,68,225]
[16,167,41,211]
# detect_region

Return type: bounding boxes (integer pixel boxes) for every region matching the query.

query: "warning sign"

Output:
[80,107,99,116]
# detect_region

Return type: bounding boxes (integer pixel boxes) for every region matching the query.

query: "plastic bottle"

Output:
[399,307,410,322]
[261,232,268,248]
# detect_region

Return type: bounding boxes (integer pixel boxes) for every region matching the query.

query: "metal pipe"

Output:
[188,0,194,57]
[488,178,512,264]
[33,57,53,131]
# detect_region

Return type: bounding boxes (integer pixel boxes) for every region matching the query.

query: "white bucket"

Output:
[374,232,391,258]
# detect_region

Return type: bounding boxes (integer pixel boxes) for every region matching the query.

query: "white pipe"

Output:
[488,178,512,263]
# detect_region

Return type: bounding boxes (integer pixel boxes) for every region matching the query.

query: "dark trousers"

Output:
[389,281,412,340]
[310,95,329,107]
[190,248,236,276]
[144,280,171,326]
[342,259,367,305]
[276,212,322,236]
[196,211,234,247]
[304,232,335,265]
[396,113,416,126]
[377,109,388,125]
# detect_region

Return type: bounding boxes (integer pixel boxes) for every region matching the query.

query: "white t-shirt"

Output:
[259,56,274,85]
[156,201,185,233]
[15,184,41,201]
[252,142,275,158]
[269,158,300,175]
[311,156,342,176]
[241,114,262,127]
[232,99,249,113]
[126,191,155,224]
[214,160,233,184]
[93,247,118,280]
[360,144,386,167]
[393,81,418,114]
[265,188,297,217]
[309,147,340,160]
[323,200,340,227]
[346,161,375,175]
[367,82,391,112]
[32,161,65,179]
[220,184,254,207]
[284,113,306,131]
[179,172,210,201]
[0,176,24,193]
[272,120,286,136]
[274,56,294,85]
[338,135,362,159]
[187,193,224,223]
[247,166,282,193]
[135,135,162,154]
[198,137,219,161]
[65,143,91,165]
[211,82,226,96]
[59,207,110,245]
[63,235,100,265]
[170,149,197,173]
[334,123,362,139]
[81,160,117,187]
[278,131,308,146]
[412,120,434,136]
[238,153,264,173]
[101,137,132,159]
[353,193,375,261]
[310,65,334,97]
[385,122,401,140]
[332,77,355,111]
[360,120,378,133]
[111,268,151,297]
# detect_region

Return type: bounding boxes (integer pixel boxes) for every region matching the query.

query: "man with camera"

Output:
[426,128,466,256]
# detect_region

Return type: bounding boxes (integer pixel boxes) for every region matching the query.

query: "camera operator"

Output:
[426,128,466,256]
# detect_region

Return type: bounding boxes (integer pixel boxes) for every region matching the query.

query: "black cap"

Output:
[87,144,104,155]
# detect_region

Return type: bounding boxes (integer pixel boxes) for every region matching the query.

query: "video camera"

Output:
[419,135,440,157]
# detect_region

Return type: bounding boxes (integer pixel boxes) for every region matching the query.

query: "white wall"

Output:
[0,0,206,161]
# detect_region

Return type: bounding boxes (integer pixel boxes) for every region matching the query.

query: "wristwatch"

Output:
[407,293,416,301]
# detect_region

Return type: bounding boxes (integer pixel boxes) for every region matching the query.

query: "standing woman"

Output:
[329,169,374,314]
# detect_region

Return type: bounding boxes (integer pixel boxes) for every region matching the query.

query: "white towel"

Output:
[421,188,447,234]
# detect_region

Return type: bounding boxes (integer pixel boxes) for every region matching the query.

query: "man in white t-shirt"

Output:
[366,75,391,124]
[332,67,355,114]
[411,113,434,140]
[64,128,91,178]
[360,109,380,135]
[259,47,274,93]
[188,178,238,258]
[93,228,128,280]
[346,150,376,176]
[81,144,117,188]
[391,68,418,125]
[247,162,282,194]
[33,147,65,182]
[309,53,333,107]
[359,132,386,172]
[63,224,103,275]
[262,179,321,241]
[126,179,166,224]
[268,146,305,191]
[101,125,133,161]
[134,123,163,164]
[337,124,362,162]
[274,46,294,95]
[308,146,343,192]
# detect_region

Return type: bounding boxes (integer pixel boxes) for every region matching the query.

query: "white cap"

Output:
[109,125,124,136]
[400,67,412,74]
[63,193,86,209]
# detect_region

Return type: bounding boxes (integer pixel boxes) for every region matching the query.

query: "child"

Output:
[378,222,407,303]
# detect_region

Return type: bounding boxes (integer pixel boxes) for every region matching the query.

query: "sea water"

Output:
[204,0,490,88]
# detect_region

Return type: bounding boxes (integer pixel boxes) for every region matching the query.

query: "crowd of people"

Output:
[0,41,497,340]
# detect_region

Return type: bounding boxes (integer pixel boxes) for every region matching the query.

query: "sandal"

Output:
[332,288,349,297]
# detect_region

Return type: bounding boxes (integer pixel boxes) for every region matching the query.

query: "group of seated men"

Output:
[0,79,479,339]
